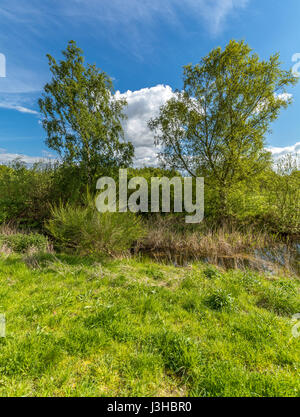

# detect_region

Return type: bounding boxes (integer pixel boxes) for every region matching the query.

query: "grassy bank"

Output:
[0,253,299,397]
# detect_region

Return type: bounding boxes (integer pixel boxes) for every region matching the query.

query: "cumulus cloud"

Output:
[266,142,300,160]
[1,83,297,168]
[276,93,293,101]
[0,152,50,164]
[116,85,175,166]
[0,85,174,167]
[117,84,297,167]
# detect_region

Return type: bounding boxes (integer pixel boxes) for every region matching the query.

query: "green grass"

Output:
[0,253,299,397]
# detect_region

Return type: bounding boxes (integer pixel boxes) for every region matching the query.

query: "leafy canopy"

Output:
[149,40,298,210]
[39,41,133,183]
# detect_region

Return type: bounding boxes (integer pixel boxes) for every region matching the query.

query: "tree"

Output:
[149,40,298,217]
[266,154,300,233]
[39,41,133,185]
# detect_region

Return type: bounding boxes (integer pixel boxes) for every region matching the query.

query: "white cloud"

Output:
[1,83,297,168]
[276,93,293,102]
[182,0,249,34]
[266,142,300,159]
[116,84,175,166]
[254,92,293,114]
[0,103,38,114]
[0,0,250,95]
[117,84,298,167]
[0,93,39,114]
[3,141,299,168]
[63,0,249,35]
[0,84,174,167]
[0,152,50,164]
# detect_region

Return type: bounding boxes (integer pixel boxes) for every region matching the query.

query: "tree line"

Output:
[0,39,299,235]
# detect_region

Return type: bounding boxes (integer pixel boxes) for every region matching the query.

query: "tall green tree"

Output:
[149,40,298,216]
[39,41,133,185]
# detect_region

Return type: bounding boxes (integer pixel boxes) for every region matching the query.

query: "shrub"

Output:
[257,287,300,316]
[205,289,235,311]
[144,265,164,280]
[45,202,145,255]
[203,265,222,279]
[0,233,49,253]
[151,330,200,376]
[241,271,262,291]
[0,161,56,228]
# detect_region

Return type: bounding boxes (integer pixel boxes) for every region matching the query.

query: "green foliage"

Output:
[205,288,235,311]
[203,265,222,279]
[0,154,298,236]
[149,40,298,216]
[39,40,133,185]
[151,331,199,376]
[45,201,145,255]
[0,39,299,398]
[0,233,49,253]
[262,155,300,234]
[0,161,56,228]
[143,265,164,280]
[241,271,262,291]
[1,42,299,236]
[203,153,300,233]
[257,285,300,316]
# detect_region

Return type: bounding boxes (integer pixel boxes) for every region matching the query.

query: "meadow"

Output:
[0,39,299,398]
[0,252,299,397]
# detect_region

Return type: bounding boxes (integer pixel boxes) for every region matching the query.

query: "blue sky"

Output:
[0,0,299,165]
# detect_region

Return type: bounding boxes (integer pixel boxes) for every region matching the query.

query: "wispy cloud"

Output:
[0,103,38,114]
[181,0,249,34]
[0,0,250,95]
[60,0,249,35]
[0,94,39,115]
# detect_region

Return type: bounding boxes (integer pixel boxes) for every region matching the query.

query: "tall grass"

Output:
[0,224,51,254]
[45,202,145,256]
[139,217,297,273]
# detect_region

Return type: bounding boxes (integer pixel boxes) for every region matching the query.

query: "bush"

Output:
[203,265,222,279]
[205,289,235,311]
[45,202,145,255]
[241,271,262,291]
[0,161,93,229]
[257,286,300,316]
[0,233,49,253]
[0,161,56,228]
[151,330,199,376]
